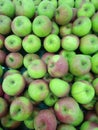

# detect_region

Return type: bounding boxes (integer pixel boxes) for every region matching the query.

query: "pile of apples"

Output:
[0,0,98,130]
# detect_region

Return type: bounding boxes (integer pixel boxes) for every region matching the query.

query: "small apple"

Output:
[57,124,76,130]
[91,53,98,74]
[92,78,98,95]
[10,96,33,121]
[4,34,22,52]
[0,34,4,49]
[92,12,98,33]
[71,81,95,104]
[0,50,6,65]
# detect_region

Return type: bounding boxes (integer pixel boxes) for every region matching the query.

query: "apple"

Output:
[77,2,95,18]
[61,72,74,83]
[3,69,20,78]
[27,59,47,79]
[95,102,98,116]
[0,50,6,65]
[43,0,57,8]
[92,78,98,95]
[58,0,74,7]
[4,34,22,52]
[0,15,11,35]
[49,78,70,97]
[0,65,3,77]
[10,96,33,121]
[48,54,68,77]
[57,124,76,130]
[0,84,4,97]
[54,4,73,25]
[5,52,23,69]
[54,97,84,126]
[61,34,79,51]
[71,8,77,22]
[34,109,57,130]
[28,79,49,102]
[0,34,4,49]
[11,16,32,37]
[44,91,58,106]
[92,12,98,33]
[72,16,92,37]
[22,34,41,53]
[51,21,59,35]
[32,15,52,37]
[74,0,90,8]
[2,73,25,96]
[23,53,40,68]
[1,114,21,129]
[71,81,95,104]
[69,54,91,76]
[13,0,35,18]
[37,0,55,19]
[32,0,41,6]
[0,0,15,18]
[91,0,98,10]
[43,34,61,53]
[91,53,98,74]
[0,97,8,118]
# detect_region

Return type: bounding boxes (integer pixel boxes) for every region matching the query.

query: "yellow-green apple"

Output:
[4,34,22,52]
[27,59,47,79]
[1,114,21,129]
[80,121,98,130]
[0,15,11,35]
[28,79,49,102]
[2,73,25,96]
[95,102,98,116]
[0,50,6,65]
[54,4,73,25]
[58,0,74,7]
[77,2,95,18]
[61,34,79,51]
[48,54,68,77]
[51,21,59,35]
[72,16,91,37]
[91,0,98,10]
[91,53,98,74]
[43,0,57,8]
[54,97,84,126]
[57,124,76,130]
[61,72,74,83]
[22,34,41,53]
[0,97,8,118]
[37,0,55,19]
[69,54,91,76]
[0,0,15,18]
[32,15,52,37]
[92,78,98,95]
[91,12,98,33]
[0,84,4,97]
[13,0,35,18]
[75,0,90,8]
[71,81,95,104]
[10,96,33,121]
[23,53,40,68]
[34,109,57,130]
[5,52,23,69]
[49,78,70,97]
[0,65,3,77]
[0,34,4,49]
[79,34,98,55]
[11,16,32,37]
[43,34,61,53]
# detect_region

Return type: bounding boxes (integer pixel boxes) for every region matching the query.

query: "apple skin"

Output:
[34,109,57,130]
[92,78,98,95]
[3,69,20,78]
[11,16,32,37]
[75,0,90,8]
[10,96,33,121]
[28,59,47,79]
[4,34,22,52]
[54,4,73,25]
[0,65,3,77]
[51,21,59,35]
[0,0,15,18]
[13,0,35,18]
[91,53,98,74]
[69,54,91,76]
[92,12,98,33]
[32,0,41,6]
[54,97,84,126]
[1,114,21,129]
[91,0,98,10]
[0,84,4,97]
[0,50,6,65]
[2,73,25,96]
[61,72,74,83]
[71,81,95,104]
[44,0,57,8]
[0,15,11,35]
[5,52,23,69]
[0,97,8,118]
[28,79,49,102]
[57,124,76,130]
[72,16,92,37]
[58,0,74,7]
[49,78,70,97]
[32,15,52,37]
[0,34,4,49]
[48,54,68,77]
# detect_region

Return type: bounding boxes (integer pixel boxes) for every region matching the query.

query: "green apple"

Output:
[51,21,59,35]
[57,124,76,130]
[0,0,15,18]
[72,16,92,37]
[91,0,98,10]
[43,0,57,8]
[75,0,90,8]
[4,34,22,52]
[77,2,95,18]
[92,78,98,95]
[0,65,3,77]
[10,96,33,121]
[13,0,35,18]
[58,0,74,7]
[2,73,25,96]
[28,79,49,102]
[22,34,41,53]
[32,0,41,6]
[0,15,11,35]
[11,16,32,37]
[3,69,20,78]
[71,81,95,104]
[43,34,61,53]
[0,34,4,49]
[92,12,98,33]
[32,15,52,37]
[91,53,98,74]
[37,0,55,19]
[61,34,79,51]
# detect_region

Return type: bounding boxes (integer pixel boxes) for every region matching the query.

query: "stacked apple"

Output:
[0,0,98,130]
